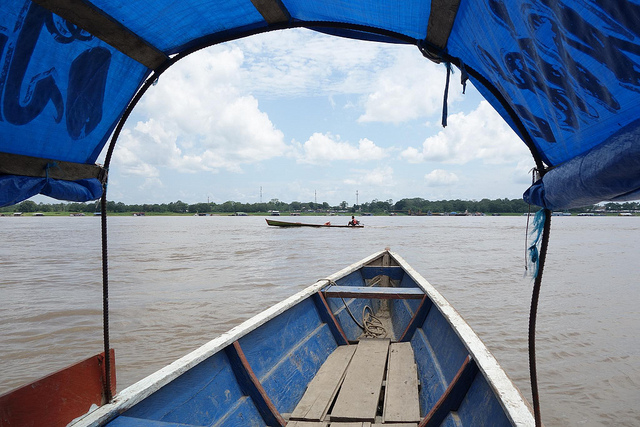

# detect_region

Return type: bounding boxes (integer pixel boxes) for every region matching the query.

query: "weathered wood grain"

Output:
[290,345,356,421]
[330,339,390,422]
[383,342,421,423]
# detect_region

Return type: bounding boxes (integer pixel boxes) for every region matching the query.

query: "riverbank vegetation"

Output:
[2,198,638,216]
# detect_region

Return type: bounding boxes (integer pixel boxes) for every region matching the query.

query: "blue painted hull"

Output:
[76,250,534,426]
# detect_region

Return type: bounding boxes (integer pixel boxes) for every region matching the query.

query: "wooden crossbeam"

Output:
[323,286,424,300]
[224,341,285,427]
[399,295,433,342]
[0,152,106,182]
[419,355,479,427]
[32,0,168,69]
[312,293,349,345]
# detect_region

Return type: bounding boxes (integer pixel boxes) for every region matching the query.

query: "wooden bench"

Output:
[289,339,420,426]
[322,286,425,300]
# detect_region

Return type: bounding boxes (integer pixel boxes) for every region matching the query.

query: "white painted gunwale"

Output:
[388,251,535,426]
[71,250,387,427]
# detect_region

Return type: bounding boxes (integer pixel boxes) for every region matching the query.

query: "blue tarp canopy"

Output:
[1,0,639,209]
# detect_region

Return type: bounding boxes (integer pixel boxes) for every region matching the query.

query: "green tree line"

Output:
[3,198,637,215]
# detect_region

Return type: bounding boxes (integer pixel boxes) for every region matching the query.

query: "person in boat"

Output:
[348,215,360,226]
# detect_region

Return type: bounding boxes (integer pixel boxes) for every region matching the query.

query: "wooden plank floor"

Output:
[383,342,421,423]
[289,339,420,426]
[330,339,390,422]
[290,346,357,421]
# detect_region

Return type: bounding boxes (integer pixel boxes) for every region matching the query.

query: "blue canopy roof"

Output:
[1,0,639,209]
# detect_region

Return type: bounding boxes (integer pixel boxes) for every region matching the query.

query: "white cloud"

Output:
[399,100,531,165]
[230,29,389,97]
[424,169,459,186]
[294,133,388,164]
[358,50,462,124]
[344,166,394,186]
[113,49,287,176]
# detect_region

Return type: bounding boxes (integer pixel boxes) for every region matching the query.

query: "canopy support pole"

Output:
[100,183,112,402]
[528,208,551,426]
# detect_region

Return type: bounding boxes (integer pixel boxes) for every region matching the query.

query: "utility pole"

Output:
[356,190,359,208]
[315,190,317,205]
[260,186,262,203]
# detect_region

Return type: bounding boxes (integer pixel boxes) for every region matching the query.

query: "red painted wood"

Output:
[419,355,478,427]
[0,349,116,427]
[399,295,432,342]
[229,341,286,427]
[315,292,349,345]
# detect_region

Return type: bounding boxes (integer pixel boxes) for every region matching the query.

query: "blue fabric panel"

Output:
[467,75,526,143]
[0,175,102,207]
[524,119,640,210]
[0,1,149,163]
[91,0,267,54]
[283,0,431,40]
[447,1,640,167]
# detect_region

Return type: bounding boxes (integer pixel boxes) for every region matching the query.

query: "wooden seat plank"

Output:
[290,345,357,421]
[383,342,421,423]
[330,339,390,422]
[323,286,424,299]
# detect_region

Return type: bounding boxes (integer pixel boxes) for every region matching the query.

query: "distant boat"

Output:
[266,218,364,228]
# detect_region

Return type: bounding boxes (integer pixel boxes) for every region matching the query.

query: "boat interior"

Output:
[104,252,514,427]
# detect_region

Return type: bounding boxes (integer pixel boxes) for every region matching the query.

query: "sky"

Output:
[97,28,535,207]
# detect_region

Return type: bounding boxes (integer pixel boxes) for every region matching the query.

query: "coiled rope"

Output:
[321,278,387,339]
[361,305,386,338]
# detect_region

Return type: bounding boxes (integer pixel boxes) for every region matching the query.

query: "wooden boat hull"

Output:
[266,218,364,228]
[73,250,534,426]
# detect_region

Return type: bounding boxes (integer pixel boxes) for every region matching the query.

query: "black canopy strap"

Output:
[0,152,107,183]
[31,0,168,70]
[426,0,462,51]
[442,62,451,127]
[250,0,291,24]
[528,208,552,427]
[459,59,468,94]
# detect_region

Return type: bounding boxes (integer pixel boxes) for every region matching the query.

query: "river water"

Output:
[1,215,638,426]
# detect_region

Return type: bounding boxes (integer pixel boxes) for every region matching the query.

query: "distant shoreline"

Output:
[1,211,634,217]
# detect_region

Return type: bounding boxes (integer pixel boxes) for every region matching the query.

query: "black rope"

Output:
[442,62,451,127]
[528,208,551,426]
[100,185,112,402]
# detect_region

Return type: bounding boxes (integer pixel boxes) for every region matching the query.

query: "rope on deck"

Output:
[321,278,387,339]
